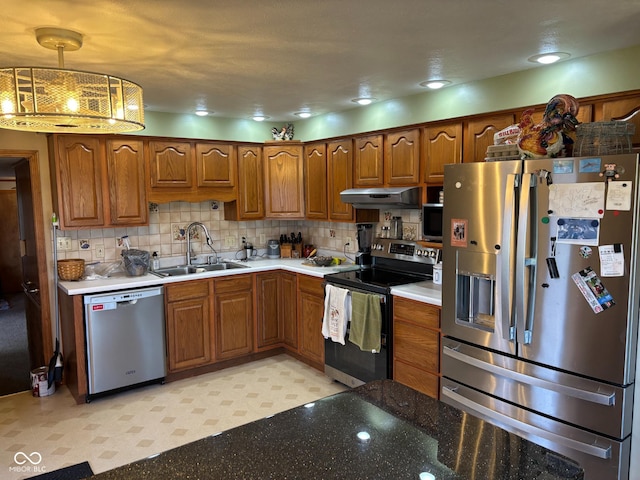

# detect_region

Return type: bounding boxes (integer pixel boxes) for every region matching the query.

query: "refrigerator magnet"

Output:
[450,219,468,247]
[553,159,574,174]
[578,157,601,173]
[571,267,615,313]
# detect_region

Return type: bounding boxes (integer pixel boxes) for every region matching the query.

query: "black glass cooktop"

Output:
[325,267,428,294]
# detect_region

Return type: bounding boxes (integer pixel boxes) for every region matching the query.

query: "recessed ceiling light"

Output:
[252,115,269,122]
[295,112,312,118]
[351,97,376,106]
[528,52,571,65]
[195,110,208,116]
[419,80,451,89]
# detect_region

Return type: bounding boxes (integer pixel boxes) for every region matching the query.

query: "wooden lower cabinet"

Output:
[255,271,297,349]
[165,280,214,372]
[214,275,254,360]
[392,296,441,398]
[297,274,325,366]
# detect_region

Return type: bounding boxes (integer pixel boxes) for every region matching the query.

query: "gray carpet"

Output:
[0,293,31,396]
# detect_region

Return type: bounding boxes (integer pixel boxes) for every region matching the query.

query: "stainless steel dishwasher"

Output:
[84,286,166,400]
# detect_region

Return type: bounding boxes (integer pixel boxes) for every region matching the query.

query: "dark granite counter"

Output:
[90,380,583,479]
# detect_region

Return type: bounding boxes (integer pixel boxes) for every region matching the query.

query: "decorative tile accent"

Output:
[403,222,418,241]
[149,203,159,213]
[210,201,219,210]
[172,224,199,241]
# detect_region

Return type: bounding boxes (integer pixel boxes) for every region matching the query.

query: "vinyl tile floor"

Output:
[1,354,346,479]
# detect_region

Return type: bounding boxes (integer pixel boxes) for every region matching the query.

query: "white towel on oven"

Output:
[322,285,351,344]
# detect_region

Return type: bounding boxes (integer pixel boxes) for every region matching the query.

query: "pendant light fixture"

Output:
[0,27,144,133]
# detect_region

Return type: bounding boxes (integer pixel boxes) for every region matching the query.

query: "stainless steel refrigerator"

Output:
[441,154,638,480]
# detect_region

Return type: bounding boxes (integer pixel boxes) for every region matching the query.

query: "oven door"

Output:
[323,285,390,388]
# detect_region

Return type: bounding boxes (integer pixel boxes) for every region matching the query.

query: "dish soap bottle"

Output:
[151,251,160,271]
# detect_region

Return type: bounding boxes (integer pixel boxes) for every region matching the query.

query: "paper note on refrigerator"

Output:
[548,183,605,218]
[605,181,632,211]
[599,244,625,277]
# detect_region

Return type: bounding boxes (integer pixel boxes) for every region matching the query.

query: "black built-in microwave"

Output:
[422,203,443,242]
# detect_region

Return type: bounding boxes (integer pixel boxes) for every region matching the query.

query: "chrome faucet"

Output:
[186,222,218,265]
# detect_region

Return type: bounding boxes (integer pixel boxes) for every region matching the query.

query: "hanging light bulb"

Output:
[0,27,144,133]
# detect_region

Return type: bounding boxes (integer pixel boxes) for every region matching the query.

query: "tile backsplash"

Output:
[56,201,421,264]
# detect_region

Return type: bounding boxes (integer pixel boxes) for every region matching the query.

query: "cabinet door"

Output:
[196,142,236,187]
[148,141,194,188]
[215,276,254,360]
[422,122,462,185]
[297,275,324,365]
[384,129,420,185]
[256,272,283,348]
[599,96,640,148]
[354,134,384,187]
[281,272,298,349]
[106,139,147,225]
[236,145,264,219]
[303,143,328,220]
[263,143,305,218]
[165,281,213,372]
[55,136,105,228]
[327,139,354,221]
[463,114,515,163]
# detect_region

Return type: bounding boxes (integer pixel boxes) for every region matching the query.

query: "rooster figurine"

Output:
[517,94,580,159]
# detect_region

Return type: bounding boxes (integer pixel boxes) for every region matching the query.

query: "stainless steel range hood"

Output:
[340,186,421,209]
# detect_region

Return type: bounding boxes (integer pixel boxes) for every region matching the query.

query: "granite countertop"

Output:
[89,380,582,480]
[59,258,442,305]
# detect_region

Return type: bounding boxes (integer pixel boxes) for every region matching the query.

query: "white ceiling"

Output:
[0,0,639,125]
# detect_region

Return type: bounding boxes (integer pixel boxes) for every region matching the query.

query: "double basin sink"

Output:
[151,261,248,277]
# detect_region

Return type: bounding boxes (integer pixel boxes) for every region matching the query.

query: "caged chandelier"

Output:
[0,27,144,133]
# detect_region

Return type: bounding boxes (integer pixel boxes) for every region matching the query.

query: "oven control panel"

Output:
[371,238,441,264]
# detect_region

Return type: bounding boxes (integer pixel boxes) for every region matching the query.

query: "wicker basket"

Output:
[57,259,85,281]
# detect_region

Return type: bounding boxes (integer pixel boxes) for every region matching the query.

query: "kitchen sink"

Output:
[151,262,249,277]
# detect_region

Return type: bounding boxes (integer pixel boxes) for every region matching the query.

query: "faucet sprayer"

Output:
[186,222,218,265]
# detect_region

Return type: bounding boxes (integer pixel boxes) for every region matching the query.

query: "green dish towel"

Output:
[349,291,381,352]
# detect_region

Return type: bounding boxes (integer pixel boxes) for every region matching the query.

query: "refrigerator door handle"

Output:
[442,343,616,406]
[500,173,517,341]
[516,172,537,344]
[441,384,613,460]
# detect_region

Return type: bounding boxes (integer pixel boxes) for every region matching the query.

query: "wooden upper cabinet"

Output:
[327,139,354,221]
[263,142,305,218]
[53,135,105,228]
[106,139,147,225]
[597,95,640,148]
[196,142,236,188]
[354,134,384,187]
[303,143,328,220]
[463,113,515,162]
[422,122,462,185]
[232,145,264,220]
[148,141,194,189]
[384,129,420,185]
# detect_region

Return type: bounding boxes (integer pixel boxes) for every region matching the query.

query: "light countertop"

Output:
[59,257,442,305]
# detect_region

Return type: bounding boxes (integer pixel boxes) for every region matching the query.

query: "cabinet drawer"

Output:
[394,359,439,399]
[166,280,211,302]
[214,274,252,293]
[394,297,440,329]
[298,274,324,296]
[394,321,439,372]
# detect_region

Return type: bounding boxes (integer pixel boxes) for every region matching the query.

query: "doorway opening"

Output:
[0,151,51,396]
